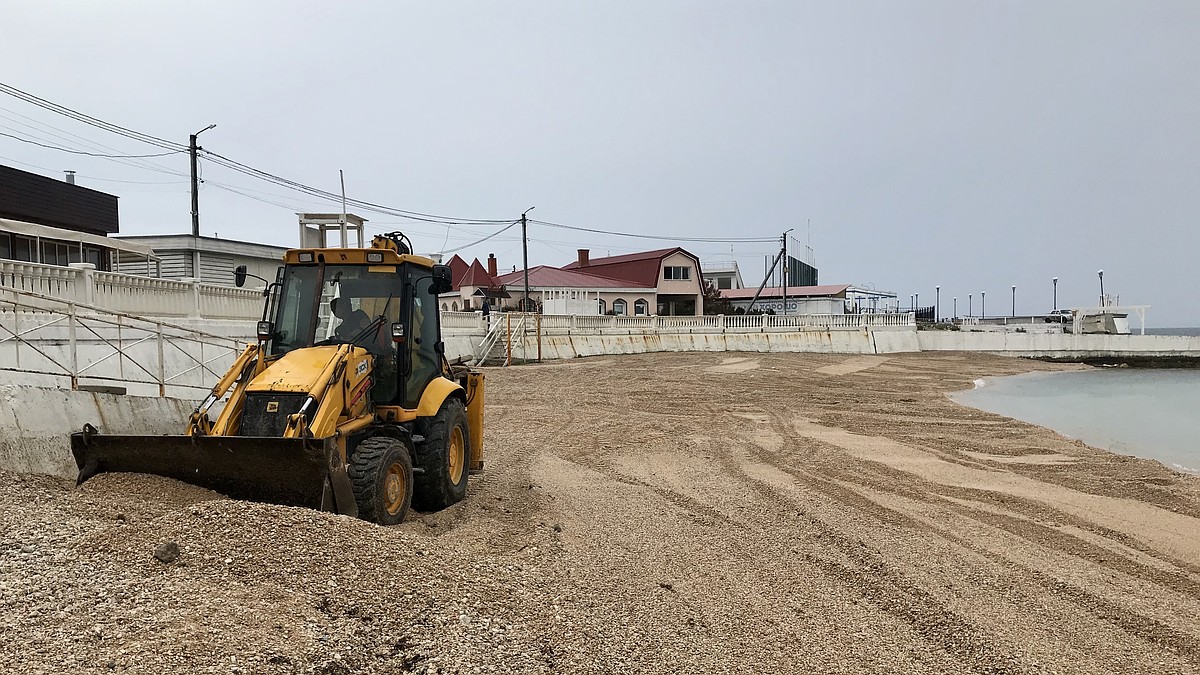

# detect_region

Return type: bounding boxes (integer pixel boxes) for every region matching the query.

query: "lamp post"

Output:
[935,285,940,322]
[915,292,919,317]
[968,293,973,317]
[981,291,986,319]
[1011,285,1016,317]
[1097,269,1105,307]
[1052,277,1058,313]
[189,123,217,237]
[953,296,957,321]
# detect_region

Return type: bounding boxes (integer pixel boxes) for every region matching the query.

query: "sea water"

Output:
[952,368,1200,473]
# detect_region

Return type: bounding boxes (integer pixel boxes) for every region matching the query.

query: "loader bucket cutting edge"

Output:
[69,431,358,518]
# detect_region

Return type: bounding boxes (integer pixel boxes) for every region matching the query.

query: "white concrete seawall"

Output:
[0,385,194,479]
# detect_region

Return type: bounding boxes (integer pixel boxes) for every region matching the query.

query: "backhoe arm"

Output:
[187,343,264,436]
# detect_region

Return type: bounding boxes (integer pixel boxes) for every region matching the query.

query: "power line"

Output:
[0,130,184,158]
[529,218,777,244]
[0,82,185,151]
[440,221,520,255]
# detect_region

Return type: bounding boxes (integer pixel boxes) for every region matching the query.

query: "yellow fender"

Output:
[416,376,464,418]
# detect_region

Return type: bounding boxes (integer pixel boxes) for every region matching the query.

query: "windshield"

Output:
[270,264,404,356]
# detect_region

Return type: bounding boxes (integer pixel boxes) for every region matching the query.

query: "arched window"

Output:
[441,303,448,311]
[598,298,606,314]
[452,301,459,312]
[634,299,649,315]
[613,298,627,315]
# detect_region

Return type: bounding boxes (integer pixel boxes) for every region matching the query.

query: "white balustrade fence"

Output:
[0,260,262,321]
[440,311,915,337]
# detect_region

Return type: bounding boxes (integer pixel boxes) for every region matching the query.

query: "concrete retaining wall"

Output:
[0,385,195,479]
[464,327,922,361]
[917,331,1200,356]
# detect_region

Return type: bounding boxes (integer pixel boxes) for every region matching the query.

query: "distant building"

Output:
[722,284,851,314]
[111,234,287,286]
[702,260,745,291]
[0,165,156,271]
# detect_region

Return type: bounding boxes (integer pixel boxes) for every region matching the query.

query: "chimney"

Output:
[577,249,590,267]
[64,170,76,185]
[487,253,497,277]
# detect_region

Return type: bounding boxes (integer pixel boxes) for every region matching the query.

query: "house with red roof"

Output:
[562,248,704,315]
[494,264,657,316]
[437,246,705,316]
[438,253,510,312]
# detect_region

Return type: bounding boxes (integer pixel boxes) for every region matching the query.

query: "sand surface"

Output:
[2,351,1198,674]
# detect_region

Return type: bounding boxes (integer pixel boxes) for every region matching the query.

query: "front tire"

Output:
[349,436,413,525]
[414,398,470,511]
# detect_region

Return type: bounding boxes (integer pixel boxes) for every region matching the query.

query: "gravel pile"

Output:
[2,352,1198,674]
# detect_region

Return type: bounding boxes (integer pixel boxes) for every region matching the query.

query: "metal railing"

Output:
[0,285,248,397]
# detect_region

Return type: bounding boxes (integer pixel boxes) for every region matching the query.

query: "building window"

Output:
[0,233,9,261]
[598,298,606,314]
[664,266,691,280]
[40,241,70,267]
[613,299,627,315]
[634,299,648,315]
[441,303,448,311]
[717,276,731,289]
[12,236,34,262]
[452,301,459,311]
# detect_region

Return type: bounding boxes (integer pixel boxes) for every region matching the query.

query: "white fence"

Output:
[0,260,262,321]
[0,286,248,397]
[441,311,915,335]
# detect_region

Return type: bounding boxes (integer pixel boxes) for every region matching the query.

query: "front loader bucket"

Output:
[70,425,358,518]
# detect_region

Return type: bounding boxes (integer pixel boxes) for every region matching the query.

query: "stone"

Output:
[153,542,180,564]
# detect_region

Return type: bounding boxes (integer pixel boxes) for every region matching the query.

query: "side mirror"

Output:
[431,264,453,294]
[234,265,248,288]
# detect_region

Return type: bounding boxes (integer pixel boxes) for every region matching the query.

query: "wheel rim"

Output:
[384,462,407,516]
[449,426,465,484]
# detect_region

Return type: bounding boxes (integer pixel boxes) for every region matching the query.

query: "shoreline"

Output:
[952,364,1200,477]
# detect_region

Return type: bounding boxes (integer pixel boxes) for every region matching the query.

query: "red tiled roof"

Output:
[447,254,469,291]
[721,284,850,299]
[493,265,649,289]
[457,259,496,288]
[562,247,696,287]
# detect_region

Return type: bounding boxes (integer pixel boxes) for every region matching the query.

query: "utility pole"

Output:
[189,124,216,237]
[781,228,793,315]
[521,207,535,312]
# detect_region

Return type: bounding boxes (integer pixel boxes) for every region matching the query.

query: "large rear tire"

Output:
[414,398,470,511]
[349,436,413,525]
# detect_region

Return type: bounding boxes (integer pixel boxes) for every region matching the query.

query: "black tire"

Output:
[348,436,413,525]
[413,398,470,511]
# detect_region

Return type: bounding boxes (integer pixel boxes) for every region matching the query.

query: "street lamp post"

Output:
[1011,285,1016,318]
[968,293,973,317]
[953,296,957,320]
[1097,269,1105,307]
[915,292,919,317]
[981,291,986,320]
[1052,277,1058,313]
[935,285,940,322]
[189,123,217,237]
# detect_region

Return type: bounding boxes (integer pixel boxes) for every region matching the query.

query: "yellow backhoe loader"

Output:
[70,232,484,524]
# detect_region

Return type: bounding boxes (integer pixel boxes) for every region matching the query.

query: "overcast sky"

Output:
[3,1,1197,325]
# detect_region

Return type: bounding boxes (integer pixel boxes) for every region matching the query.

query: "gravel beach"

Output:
[2,351,1198,674]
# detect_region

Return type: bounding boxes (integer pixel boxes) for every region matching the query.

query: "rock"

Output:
[153,542,180,564]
